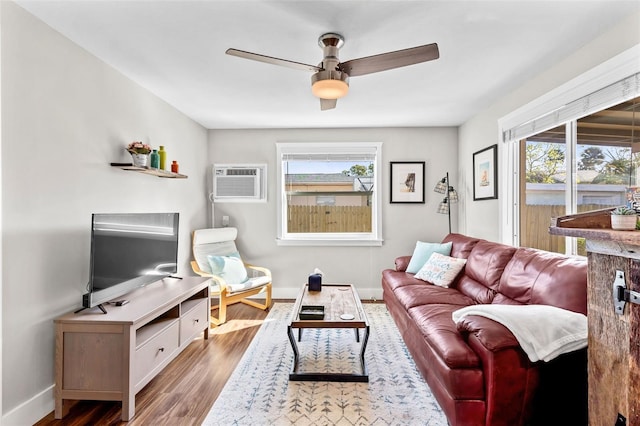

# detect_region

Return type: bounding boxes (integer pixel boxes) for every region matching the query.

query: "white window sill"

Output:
[276,238,384,247]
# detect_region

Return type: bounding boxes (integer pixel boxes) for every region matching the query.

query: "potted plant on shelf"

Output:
[610,206,638,230]
[126,141,152,168]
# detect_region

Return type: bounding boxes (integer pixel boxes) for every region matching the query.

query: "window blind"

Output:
[281,152,376,162]
[503,72,640,143]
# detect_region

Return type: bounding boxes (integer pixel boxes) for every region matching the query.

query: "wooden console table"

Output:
[551,210,640,426]
[54,276,210,421]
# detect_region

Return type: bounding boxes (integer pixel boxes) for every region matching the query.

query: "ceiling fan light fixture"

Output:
[312,80,349,99]
[311,70,349,99]
[228,31,439,110]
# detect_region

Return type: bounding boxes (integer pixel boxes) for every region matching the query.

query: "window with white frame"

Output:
[276,142,383,246]
[518,118,635,256]
[501,66,640,255]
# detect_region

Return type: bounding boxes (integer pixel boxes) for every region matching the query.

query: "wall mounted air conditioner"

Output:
[211,164,267,203]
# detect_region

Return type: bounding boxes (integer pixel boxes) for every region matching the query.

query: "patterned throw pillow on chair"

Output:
[414,252,467,288]
[207,252,248,284]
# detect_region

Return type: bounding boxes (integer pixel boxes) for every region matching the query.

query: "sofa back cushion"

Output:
[442,233,480,259]
[455,275,496,304]
[435,233,587,313]
[453,240,516,303]
[438,234,482,290]
[496,247,588,314]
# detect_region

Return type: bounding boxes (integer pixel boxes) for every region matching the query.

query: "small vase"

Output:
[131,153,149,168]
[158,146,167,170]
[150,149,159,169]
[611,215,637,231]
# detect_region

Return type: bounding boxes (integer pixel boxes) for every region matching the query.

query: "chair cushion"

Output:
[207,253,248,284]
[211,275,271,294]
[194,240,239,273]
[193,227,238,245]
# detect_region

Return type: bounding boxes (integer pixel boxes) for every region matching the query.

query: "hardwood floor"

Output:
[35,300,283,426]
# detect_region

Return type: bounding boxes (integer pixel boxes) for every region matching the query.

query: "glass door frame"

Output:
[499,45,640,249]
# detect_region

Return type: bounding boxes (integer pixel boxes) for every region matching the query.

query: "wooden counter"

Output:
[550,214,640,426]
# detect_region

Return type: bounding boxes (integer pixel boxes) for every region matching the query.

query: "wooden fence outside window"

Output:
[287,205,372,233]
[520,203,610,254]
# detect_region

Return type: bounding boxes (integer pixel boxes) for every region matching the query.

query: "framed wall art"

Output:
[473,144,498,200]
[390,161,425,203]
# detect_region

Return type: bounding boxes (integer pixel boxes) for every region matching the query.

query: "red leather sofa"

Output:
[382,233,588,426]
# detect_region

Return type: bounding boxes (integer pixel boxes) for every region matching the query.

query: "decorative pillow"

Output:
[406,241,453,274]
[415,252,467,288]
[207,252,248,284]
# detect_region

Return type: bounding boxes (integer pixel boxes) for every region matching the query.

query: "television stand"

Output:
[54,276,210,421]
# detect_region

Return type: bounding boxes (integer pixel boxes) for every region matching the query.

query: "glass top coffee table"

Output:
[287,283,370,382]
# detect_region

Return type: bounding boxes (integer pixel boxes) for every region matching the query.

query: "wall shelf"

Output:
[110,163,187,179]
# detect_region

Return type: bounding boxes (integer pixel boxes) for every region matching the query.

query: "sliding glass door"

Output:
[518,96,639,255]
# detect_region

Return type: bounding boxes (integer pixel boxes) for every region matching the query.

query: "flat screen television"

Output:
[82,212,179,310]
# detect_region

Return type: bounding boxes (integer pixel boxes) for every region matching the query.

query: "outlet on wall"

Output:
[222,215,229,227]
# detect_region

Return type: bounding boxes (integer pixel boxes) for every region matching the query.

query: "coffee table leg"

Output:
[287,326,300,374]
[360,325,370,376]
[289,325,369,382]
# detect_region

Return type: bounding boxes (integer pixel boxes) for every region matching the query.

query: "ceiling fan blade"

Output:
[320,98,337,111]
[339,43,439,77]
[226,48,321,72]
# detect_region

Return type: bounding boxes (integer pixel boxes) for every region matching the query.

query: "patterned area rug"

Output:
[202,303,447,426]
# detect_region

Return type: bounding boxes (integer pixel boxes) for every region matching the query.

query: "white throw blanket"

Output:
[452,304,587,362]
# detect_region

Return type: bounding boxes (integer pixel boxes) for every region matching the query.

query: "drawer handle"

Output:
[194,319,199,323]
[158,347,164,353]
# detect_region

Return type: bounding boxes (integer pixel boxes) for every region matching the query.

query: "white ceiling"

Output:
[15,0,640,130]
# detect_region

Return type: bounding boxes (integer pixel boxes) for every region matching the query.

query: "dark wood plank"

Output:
[550,226,640,246]
[549,207,613,229]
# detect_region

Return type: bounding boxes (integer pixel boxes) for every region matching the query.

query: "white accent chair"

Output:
[191,227,272,326]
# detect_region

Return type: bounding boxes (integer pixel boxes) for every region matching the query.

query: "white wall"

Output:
[458,12,640,242]
[1,3,209,424]
[208,127,458,298]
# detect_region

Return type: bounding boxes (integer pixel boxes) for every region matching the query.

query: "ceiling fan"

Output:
[226,33,439,111]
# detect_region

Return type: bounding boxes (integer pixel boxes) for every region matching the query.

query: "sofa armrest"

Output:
[457,315,539,425]
[394,255,412,272]
[457,312,585,425]
[456,315,520,351]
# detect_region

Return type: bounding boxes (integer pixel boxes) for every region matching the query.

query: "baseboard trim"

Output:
[3,384,53,426]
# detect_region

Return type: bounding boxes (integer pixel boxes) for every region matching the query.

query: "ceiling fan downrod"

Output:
[311,33,349,100]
